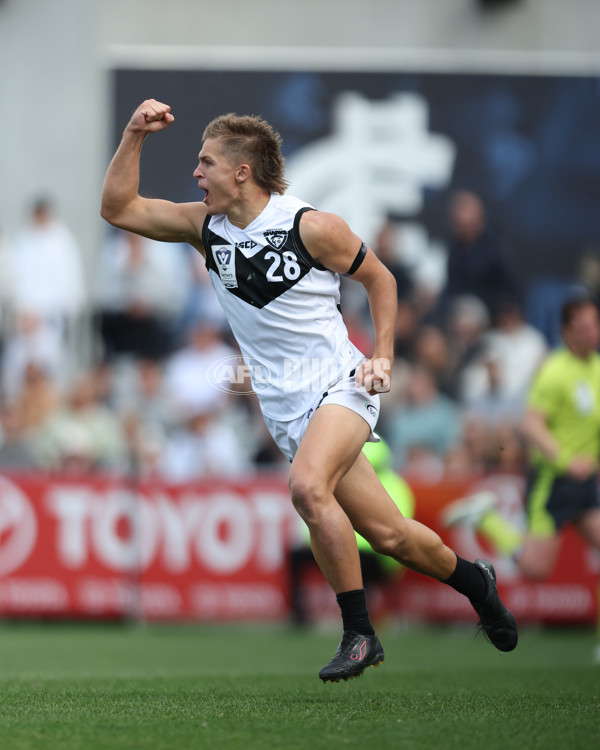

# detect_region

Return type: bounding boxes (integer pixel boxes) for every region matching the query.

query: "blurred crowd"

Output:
[0,191,594,481]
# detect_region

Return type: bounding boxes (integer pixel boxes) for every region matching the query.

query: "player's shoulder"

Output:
[181,200,210,233]
[256,193,313,229]
[297,207,351,246]
[275,193,313,212]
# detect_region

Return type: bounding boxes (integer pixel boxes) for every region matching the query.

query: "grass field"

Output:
[0,620,598,750]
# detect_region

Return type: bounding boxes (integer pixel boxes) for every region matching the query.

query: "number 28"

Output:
[265,251,301,282]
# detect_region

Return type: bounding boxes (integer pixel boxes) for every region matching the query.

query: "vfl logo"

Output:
[212,244,237,289]
[216,247,231,265]
[263,229,288,250]
[365,403,378,418]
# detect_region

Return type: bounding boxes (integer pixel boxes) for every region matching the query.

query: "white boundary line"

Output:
[103,44,600,76]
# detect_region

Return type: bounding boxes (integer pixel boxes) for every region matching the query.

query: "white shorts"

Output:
[263,370,381,462]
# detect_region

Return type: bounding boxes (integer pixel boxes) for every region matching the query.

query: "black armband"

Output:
[343,241,367,277]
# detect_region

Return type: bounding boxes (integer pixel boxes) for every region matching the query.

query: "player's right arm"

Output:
[100,99,207,253]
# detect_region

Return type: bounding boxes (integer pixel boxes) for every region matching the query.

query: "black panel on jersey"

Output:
[293,207,327,271]
[202,208,325,309]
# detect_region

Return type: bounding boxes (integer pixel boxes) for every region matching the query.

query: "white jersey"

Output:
[202,194,364,421]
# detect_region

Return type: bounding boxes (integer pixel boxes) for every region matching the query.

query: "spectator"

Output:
[159,402,252,481]
[482,298,548,404]
[460,415,490,473]
[444,295,490,402]
[436,191,520,321]
[7,198,85,328]
[384,363,462,470]
[443,441,477,478]
[121,411,164,479]
[114,358,172,435]
[163,320,236,421]
[33,371,126,473]
[0,401,36,470]
[492,423,527,474]
[1,311,66,401]
[393,299,419,361]
[12,362,61,436]
[96,229,189,361]
[462,354,524,429]
[412,324,454,396]
[374,220,415,301]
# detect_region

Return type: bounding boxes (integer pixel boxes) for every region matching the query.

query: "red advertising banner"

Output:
[0,473,297,620]
[398,473,600,626]
[0,471,598,624]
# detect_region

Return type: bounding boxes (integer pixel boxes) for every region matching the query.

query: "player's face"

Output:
[565,304,600,356]
[193,138,239,214]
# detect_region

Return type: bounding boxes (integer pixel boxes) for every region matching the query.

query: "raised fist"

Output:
[127,99,175,134]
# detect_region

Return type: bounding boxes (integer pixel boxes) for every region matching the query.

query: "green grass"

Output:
[0,621,598,749]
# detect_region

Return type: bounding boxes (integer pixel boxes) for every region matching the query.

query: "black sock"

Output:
[443,555,487,604]
[336,589,375,635]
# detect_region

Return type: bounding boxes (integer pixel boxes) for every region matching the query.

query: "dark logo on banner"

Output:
[263,229,288,249]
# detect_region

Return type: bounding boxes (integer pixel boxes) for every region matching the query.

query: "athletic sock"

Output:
[336,589,375,635]
[443,554,487,604]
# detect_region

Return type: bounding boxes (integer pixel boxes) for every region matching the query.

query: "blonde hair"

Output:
[203,113,288,195]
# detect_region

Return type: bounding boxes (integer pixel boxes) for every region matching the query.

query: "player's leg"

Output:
[516,534,562,580]
[288,404,369,594]
[335,451,456,578]
[288,404,384,681]
[334,450,518,652]
[576,508,600,663]
[576,507,600,549]
[516,470,568,580]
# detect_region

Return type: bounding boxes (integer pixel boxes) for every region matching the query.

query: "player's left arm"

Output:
[299,211,397,394]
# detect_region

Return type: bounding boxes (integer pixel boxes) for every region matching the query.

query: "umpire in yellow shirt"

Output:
[519,295,600,579]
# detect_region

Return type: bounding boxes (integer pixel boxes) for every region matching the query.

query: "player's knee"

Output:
[518,558,551,581]
[517,543,556,581]
[288,473,326,524]
[368,522,410,559]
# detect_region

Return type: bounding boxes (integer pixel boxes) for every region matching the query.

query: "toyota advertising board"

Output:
[0,473,298,620]
[0,472,597,623]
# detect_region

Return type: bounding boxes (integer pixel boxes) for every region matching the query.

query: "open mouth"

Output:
[202,189,209,203]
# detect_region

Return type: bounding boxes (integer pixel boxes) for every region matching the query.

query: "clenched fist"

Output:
[126,99,175,135]
[355,357,392,395]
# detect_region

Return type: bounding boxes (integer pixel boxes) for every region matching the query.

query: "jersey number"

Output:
[265,251,301,282]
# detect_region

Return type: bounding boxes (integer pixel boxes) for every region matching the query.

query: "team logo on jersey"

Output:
[263,229,288,250]
[365,403,378,418]
[213,244,238,289]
